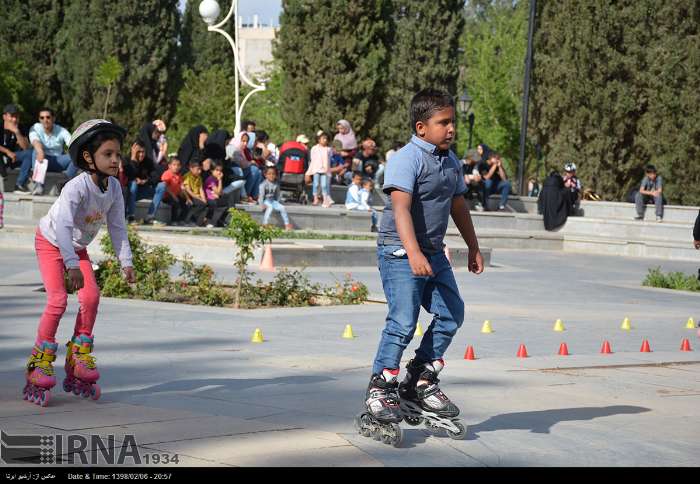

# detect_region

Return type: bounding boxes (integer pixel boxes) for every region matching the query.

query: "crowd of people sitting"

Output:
[0,106,394,230]
[0,103,683,234]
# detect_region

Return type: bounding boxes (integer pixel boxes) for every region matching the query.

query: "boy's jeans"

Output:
[128,181,155,217]
[262,200,289,225]
[17,151,78,187]
[635,191,663,218]
[372,244,464,375]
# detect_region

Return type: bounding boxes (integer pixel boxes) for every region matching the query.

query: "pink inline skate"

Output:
[63,334,101,400]
[23,341,58,407]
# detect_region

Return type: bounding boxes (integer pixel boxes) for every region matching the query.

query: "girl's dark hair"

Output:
[316,131,330,142]
[77,131,122,171]
[410,89,454,133]
[212,161,223,170]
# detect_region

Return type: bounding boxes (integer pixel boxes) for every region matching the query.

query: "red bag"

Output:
[284,155,305,174]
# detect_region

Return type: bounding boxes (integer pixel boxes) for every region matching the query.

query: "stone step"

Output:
[560,216,694,242]
[577,200,699,224]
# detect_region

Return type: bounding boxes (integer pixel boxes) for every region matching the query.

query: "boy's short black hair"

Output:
[645,164,657,173]
[167,155,181,165]
[38,107,55,117]
[133,139,145,148]
[410,89,454,133]
[352,171,363,179]
[189,159,201,168]
[265,165,278,174]
[362,178,374,186]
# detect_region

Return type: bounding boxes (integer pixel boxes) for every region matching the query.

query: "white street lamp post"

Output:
[199,0,266,134]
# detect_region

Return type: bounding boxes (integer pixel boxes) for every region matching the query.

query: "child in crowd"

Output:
[563,162,581,215]
[23,119,135,407]
[259,166,292,231]
[329,139,346,185]
[307,131,333,207]
[345,172,378,231]
[160,156,188,225]
[204,161,230,228]
[362,89,483,434]
[182,159,208,226]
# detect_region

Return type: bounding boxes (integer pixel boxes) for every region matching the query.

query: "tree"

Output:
[377,0,465,150]
[169,66,235,152]
[275,0,393,139]
[240,62,295,144]
[179,0,235,76]
[55,0,180,136]
[530,0,700,204]
[458,1,527,175]
[95,56,124,119]
[0,1,67,120]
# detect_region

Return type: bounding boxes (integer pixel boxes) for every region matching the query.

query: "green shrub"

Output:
[643,267,700,292]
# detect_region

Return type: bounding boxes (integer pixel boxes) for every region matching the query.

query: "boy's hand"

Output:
[408,251,434,277]
[694,240,700,250]
[67,268,84,291]
[468,248,484,274]
[122,266,136,283]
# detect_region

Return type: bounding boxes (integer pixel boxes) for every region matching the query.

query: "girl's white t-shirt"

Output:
[39,173,133,269]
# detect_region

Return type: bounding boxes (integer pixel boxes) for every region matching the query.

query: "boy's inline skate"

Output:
[398,358,467,440]
[23,341,59,407]
[355,369,403,447]
[63,334,101,400]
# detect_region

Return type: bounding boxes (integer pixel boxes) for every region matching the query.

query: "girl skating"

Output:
[24,119,134,406]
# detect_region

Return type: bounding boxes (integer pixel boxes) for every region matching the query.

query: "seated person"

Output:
[479,153,512,211]
[345,172,378,232]
[563,162,582,215]
[182,159,209,226]
[329,140,347,185]
[147,156,188,226]
[15,108,77,195]
[1,104,30,178]
[352,138,380,182]
[124,140,158,223]
[203,161,230,227]
[634,164,664,222]
[462,149,484,210]
[259,166,292,231]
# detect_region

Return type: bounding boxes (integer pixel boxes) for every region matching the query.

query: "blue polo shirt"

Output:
[378,135,466,254]
[28,123,71,157]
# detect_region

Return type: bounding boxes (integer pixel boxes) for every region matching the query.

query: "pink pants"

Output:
[35,230,100,344]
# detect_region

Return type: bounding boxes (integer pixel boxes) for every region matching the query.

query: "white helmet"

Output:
[564,162,576,172]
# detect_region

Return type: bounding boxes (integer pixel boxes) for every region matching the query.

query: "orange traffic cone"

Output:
[444,246,452,265]
[640,339,652,353]
[260,244,275,272]
[464,345,476,360]
[517,344,528,358]
[680,338,692,352]
[600,340,613,354]
[558,343,569,356]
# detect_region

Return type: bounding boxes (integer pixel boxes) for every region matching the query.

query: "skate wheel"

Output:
[370,424,382,441]
[404,416,423,426]
[72,383,81,395]
[38,390,51,407]
[81,387,90,398]
[447,421,467,440]
[358,414,373,438]
[63,379,72,393]
[22,385,30,400]
[90,384,101,401]
[381,423,403,447]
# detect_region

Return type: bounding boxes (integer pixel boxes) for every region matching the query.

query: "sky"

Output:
[179,0,283,26]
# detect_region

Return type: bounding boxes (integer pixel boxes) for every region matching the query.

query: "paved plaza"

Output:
[1,246,699,466]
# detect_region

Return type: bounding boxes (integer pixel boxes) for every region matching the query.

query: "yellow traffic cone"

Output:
[342,324,355,339]
[251,328,264,343]
[553,319,565,332]
[481,320,493,334]
[415,322,424,337]
[686,317,696,329]
[621,317,632,331]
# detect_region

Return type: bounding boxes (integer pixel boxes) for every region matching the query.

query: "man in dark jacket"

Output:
[694,209,699,250]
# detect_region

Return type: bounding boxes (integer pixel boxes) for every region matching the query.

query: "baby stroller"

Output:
[277,141,309,204]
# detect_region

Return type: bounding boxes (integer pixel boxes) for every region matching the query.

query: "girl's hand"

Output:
[123,266,136,283]
[67,269,84,291]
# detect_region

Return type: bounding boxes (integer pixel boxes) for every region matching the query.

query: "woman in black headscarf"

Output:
[538,170,570,231]
[203,129,230,161]
[177,125,209,169]
[138,123,160,165]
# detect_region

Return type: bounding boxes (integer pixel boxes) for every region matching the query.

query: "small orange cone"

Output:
[260,244,275,272]
[558,343,569,356]
[681,339,692,351]
[640,339,652,353]
[517,344,528,358]
[444,246,452,265]
[464,345,476,360]
[601,340,613,354]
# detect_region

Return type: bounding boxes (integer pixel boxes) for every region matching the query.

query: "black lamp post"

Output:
[467,112,475,150]
[457,89,473,153]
